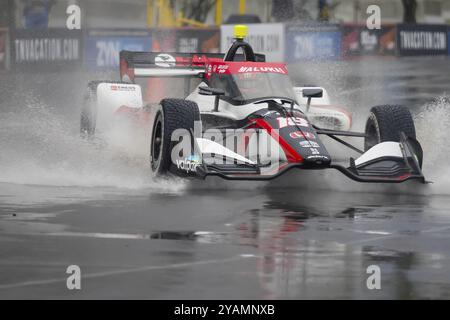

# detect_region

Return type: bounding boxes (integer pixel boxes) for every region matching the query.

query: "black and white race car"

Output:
[81,26,425,183]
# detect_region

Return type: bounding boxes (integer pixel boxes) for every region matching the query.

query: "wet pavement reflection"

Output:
[1,183,450,299]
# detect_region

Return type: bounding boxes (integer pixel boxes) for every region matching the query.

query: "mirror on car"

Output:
[199,86,225,96]
[199,86,225,112]
[302,88,323,98]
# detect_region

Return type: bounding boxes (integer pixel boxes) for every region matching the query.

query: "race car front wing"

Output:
[191,132,426,183]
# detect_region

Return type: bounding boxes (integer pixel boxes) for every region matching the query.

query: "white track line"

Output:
[0,254,256,290]
[345,225,450,246]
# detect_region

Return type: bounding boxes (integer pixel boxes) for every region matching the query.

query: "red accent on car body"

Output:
[396,173,412,181]
[252,118,303,163]
[174,55,223,67]
[120,57,135,82]
[205,61,289,79]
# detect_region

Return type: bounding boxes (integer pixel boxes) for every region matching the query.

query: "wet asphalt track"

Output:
[1,57,450,299]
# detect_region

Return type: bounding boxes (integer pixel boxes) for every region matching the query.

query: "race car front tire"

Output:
[150,99,200,176]
[364,105,416,151]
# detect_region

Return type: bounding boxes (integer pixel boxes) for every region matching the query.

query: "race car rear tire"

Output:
[150,99,200,176]
[80,105,95,139]
[80,81,100,139]
[80,80,133,139]
[364,105,416,151]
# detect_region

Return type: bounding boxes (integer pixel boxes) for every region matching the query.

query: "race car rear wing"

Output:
[119,50,266,82]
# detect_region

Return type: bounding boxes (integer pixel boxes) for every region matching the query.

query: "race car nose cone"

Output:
[303,156,331,168]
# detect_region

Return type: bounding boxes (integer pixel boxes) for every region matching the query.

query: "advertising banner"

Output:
[342,24,396,57]
[221,23,284,62]
[397,24,448,56]
[448,26,450,56]
[11,29,82,71]
[84,29,152,69]
[152,28,220,53]
[0,28,7,70]
[285,24,341,62]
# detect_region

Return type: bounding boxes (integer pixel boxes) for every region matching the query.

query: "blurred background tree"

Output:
[272,0,341,22]
[179,0,216,23]
[402,0,417,23]
[272,0,294,21]
[318,0,330,21]
[272,0,313,22]
[318,0,340,22]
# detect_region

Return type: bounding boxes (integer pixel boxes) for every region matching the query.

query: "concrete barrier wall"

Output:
[0,28,8,70]
[341,24,396,57]
[84,29,152,70]
[397,24,448,56]
[285,24,341,62]
[10,29,83,71]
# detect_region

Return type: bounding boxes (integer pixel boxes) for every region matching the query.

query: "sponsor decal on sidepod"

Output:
[299,141,320,148]
[155,53,176,67]
[176,155,201,173]
[238,66,286,74]
[277,117,309,129]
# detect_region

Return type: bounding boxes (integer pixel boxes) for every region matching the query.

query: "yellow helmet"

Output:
[234,25,248,40]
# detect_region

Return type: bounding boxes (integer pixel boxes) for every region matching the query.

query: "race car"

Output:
[81,25,426,183]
